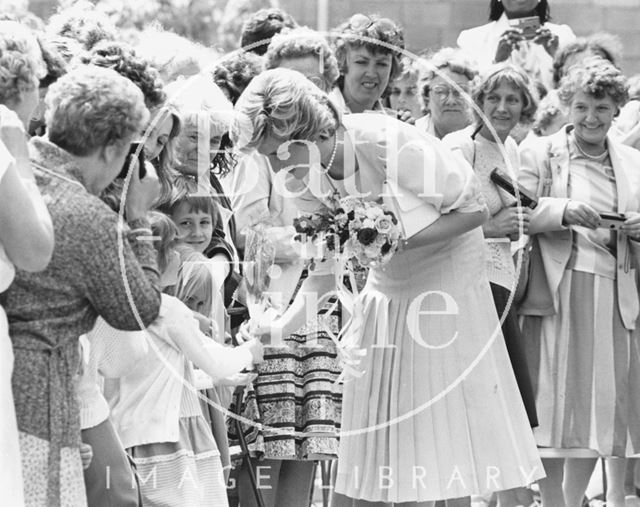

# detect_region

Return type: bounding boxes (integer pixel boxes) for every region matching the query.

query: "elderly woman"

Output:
[73,39,170,507]
[330,13,405,113]
[416,47,478,139]
[0,21,55,507]
[457,0,575,90]
[518,58,640,507]
[6,65,161,506]
[234,67,544,506]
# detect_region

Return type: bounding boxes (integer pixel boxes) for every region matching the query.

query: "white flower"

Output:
[374,215,393,235]
[364,245,380,259]
[363,218,375,229]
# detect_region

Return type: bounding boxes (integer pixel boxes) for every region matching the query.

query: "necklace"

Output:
[323,131,339,176]
[573,135,608,161]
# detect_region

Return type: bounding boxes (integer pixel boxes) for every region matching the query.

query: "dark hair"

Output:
[212,51,264,104]
[552,33,622,89]
[37,35,67,88]
[489,0,550,23]
[240,8,297,56]
[79,40,166,109]
[158,176,222,234]
[333,13,405,91]
[47,5,117,50]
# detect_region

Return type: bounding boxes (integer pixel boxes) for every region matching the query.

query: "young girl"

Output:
[106,212,262,507]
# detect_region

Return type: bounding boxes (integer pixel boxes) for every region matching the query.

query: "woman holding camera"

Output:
[6,65,161,506]
[457,0,575,89]
[518,58,640,507]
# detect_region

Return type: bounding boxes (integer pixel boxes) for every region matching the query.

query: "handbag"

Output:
[513,143,553,309]
[381,179,440,239]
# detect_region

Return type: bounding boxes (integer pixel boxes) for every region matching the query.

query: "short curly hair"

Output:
[557,57,628,109]
[240,7,298,55]
[0,21,42,104]
[79,40,166,109]
[45,64,149,156]
[265,27,340,93]
[212,50,264,105]
[552,33,622,89]
[332,13,405,90]
[472,63,539,125]
[37,35,67,88]
[233,68,339,152]
[419,47,478,114]
[46,3,117,50]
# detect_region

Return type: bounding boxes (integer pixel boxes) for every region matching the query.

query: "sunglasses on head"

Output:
[348,14,400,36]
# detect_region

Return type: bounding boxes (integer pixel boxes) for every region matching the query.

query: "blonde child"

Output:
[107,212,262,506]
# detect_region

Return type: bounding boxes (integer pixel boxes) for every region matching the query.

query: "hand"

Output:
[0,108,32,179]
[621,212,640,241]
[216,371,258,386]
[125,161,160,222]
[484,205,531,238]
[244,337,264,364]
[396,109,416,125]
[80,443,93,470]
[495,28,524,62]
[562,201,601,229]
[533,27,559,57]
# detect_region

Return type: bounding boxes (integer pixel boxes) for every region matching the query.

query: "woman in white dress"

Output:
[233,68,544,506]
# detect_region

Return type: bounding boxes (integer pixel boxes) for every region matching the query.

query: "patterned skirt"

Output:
[228,314,343,460]
[19,432,87,507]
[128,415,228,507]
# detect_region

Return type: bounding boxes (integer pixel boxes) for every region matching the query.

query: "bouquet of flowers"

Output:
[293,195,401,267]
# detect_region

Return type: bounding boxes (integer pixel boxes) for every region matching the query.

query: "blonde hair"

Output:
[173,245,213,316]
[232,67,339,152]
[0,21,44,104]
[148,211,179,273]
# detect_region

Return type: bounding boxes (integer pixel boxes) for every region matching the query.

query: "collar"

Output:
[28,136,88,189]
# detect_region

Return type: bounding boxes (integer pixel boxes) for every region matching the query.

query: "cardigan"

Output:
[7,136,161,502]
[518,125,640,327]
[107,294,253,449]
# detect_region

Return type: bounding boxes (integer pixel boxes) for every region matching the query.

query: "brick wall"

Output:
[280,0,640,77]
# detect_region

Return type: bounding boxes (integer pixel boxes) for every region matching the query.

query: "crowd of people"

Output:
[3,0,640,506]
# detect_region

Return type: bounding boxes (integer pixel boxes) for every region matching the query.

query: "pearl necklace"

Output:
[574,135,608,161]
[323,131,339,176]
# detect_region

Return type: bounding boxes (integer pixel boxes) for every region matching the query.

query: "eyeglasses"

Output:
[431,84,470,101]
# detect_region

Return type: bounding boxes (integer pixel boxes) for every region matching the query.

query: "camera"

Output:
[509,16,541,41]
[117,142,147,180]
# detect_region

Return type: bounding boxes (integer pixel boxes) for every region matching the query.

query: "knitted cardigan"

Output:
[6,137,161,504]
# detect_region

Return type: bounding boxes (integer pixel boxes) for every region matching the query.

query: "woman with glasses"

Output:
[330,13,404,114]
[416,47,478,140]
[457,0,574,90]
[443,64,539,507]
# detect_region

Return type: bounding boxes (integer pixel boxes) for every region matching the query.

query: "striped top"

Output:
[566,135,618,279]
